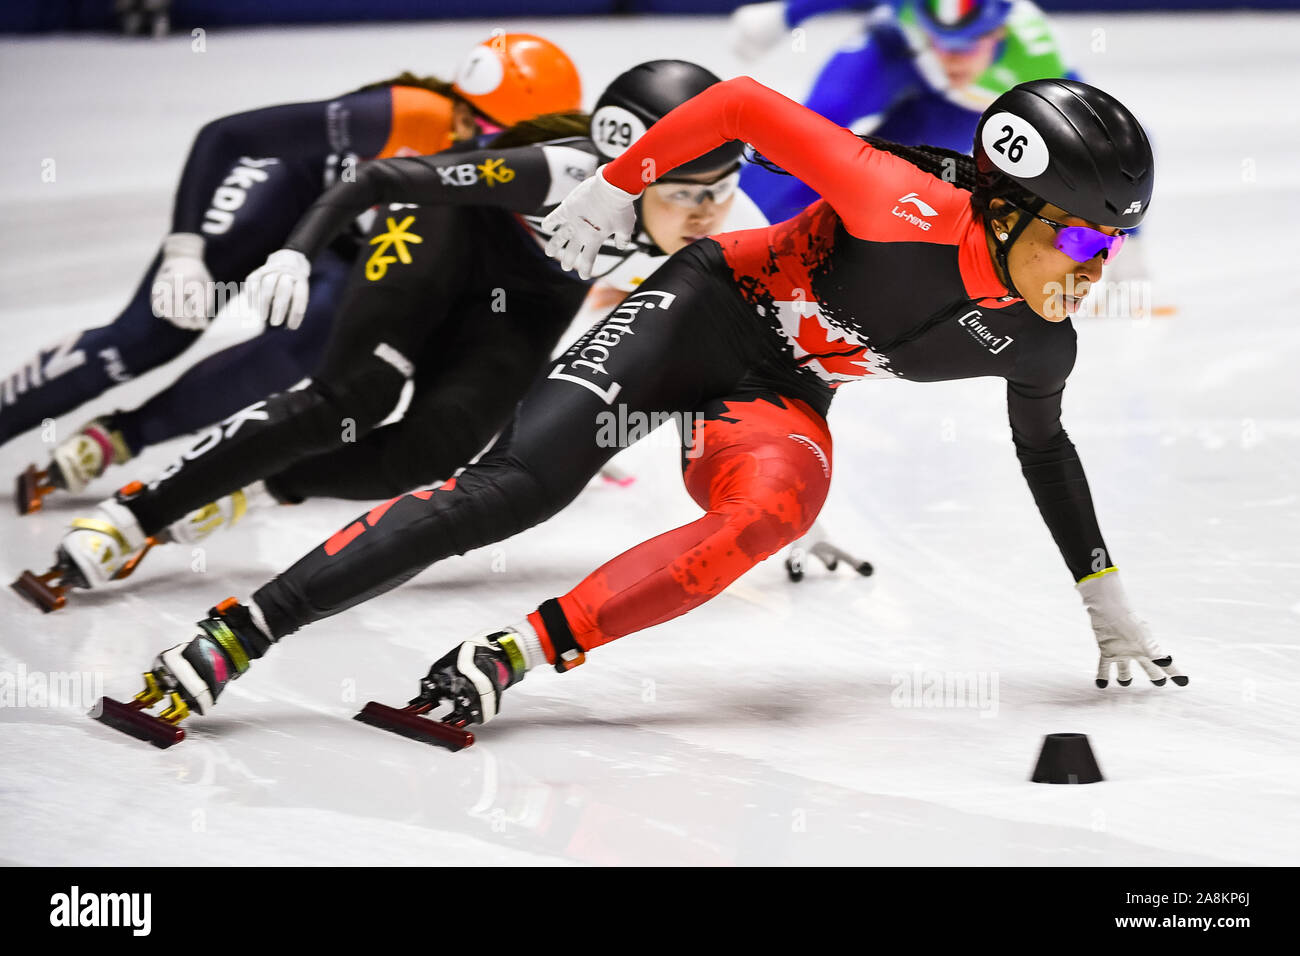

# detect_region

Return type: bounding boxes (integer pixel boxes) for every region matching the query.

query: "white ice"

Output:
[1,12,1298,866]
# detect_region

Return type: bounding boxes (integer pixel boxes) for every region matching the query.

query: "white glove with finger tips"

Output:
[151,232,214,330]
[729,1,789,62]
[247,248,311,330]
[1077,570,1188,688]
[542,167,638,280]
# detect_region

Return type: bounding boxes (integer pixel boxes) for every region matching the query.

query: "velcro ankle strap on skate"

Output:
[538,598,585,673]
[211,599,273,658]
[199,618,252,674]
[69,518,132,554]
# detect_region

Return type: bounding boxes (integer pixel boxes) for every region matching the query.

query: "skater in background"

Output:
[19,61,765,608]
[99,76,1184,739]
[731,0,1075,224]
[4,33,581,506]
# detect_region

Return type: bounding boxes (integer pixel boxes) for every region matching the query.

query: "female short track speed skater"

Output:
[7,33,581,510]
[91,75,1187,750]
[17,61,766,611]
[731,0,1075,223]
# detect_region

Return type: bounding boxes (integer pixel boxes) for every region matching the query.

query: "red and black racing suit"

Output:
[250,78,1111,669]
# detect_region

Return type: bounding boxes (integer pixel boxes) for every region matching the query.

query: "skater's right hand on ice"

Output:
[542,166,637,280]
[151,232,214,330]
[247,248,311,330]
[1076,570,1188,688]
[730,2,789,62]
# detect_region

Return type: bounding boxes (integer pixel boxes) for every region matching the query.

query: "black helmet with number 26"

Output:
[974,79,1154,230]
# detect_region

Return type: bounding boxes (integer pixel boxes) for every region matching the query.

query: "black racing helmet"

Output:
[974,79,1154,229]
[591,60,744,176]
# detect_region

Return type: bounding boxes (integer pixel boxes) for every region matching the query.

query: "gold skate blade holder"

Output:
[92,672,187,749]
[15,464,56,515]
[113,536,158,581]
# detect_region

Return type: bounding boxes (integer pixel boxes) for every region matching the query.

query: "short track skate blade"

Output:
[15,464,54,515]
[10,569,68,612]
[92,696,185,749]
[810,542,874,577]
[353,701,474,751]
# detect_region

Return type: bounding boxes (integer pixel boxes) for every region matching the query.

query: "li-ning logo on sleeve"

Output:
[365,215,423,280]
[547,290,676,403]
[892,192,937,231]
[957,309,1014,355]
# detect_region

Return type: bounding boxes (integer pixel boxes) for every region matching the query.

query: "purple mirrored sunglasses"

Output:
[1010,203,1127,263]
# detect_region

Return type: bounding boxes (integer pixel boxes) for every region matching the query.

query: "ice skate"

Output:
[355,626,539,750]
[93,598,274,748]
[11,489,156,612]
[785,522,874,582]
[15,417,132,514]
[162,481,275,544]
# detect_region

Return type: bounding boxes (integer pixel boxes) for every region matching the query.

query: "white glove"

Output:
[1077,571,1188,688]
[246,248,311,330]
[542,167,638,280]
[730,1,789,62]
[150,232,213,330]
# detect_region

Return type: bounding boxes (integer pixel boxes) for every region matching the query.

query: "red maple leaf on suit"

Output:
[790,311,872,380]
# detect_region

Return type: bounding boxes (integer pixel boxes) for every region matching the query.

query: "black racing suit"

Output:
[122,136,614,531]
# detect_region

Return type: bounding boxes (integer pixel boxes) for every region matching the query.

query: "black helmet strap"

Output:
[989,195,1044,301]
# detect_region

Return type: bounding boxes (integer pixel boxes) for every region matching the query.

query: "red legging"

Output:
[534,394,832,656]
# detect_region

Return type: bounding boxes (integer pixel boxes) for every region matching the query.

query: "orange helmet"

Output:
[451,33,582,128]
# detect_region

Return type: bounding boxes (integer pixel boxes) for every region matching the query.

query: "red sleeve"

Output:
[602,76,897,239]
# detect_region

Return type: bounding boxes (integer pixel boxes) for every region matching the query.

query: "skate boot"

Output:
[16,416,132,514]
[94,598,275,747]
[355,624,550,750]
[11,483,156,612]
[161,481,275,545]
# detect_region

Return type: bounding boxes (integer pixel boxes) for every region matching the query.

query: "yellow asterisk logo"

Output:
[365,215,424,281]
[477,157,515,187]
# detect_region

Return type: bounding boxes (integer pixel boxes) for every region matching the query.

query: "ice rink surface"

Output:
[1,12,1298,866]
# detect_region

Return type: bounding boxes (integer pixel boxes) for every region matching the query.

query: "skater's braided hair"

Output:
[354,72,457,99]
[487,111,591,148]
[747,136,1042,226]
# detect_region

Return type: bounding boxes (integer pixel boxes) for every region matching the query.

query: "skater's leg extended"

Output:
[252,256,756,640]
[0,257,203,447]
[554,390,832,649]
[393,390,833,727]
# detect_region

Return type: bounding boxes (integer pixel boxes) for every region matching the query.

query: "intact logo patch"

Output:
[957,309,1015,355]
